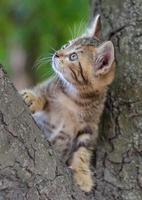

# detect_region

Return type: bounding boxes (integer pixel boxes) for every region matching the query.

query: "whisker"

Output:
[32,55,53,72]
[33,61,51,72]
[40,69,54,80]
[68,20,87,40]
[77,20,84,37]
[68,25,74,40]
[73,24,77,38]
[49,47,57,53]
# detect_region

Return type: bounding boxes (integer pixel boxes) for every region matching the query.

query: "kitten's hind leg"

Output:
[70,146,94,192]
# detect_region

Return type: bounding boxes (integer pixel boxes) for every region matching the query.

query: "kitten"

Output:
[21,15,115,192]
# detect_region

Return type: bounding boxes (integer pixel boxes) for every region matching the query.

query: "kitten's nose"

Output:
[54,52,59,58]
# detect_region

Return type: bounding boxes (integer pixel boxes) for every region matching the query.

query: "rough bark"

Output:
[87,0,142,199]
[0,66,90,200]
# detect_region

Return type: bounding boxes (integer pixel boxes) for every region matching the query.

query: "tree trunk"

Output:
[88,0,142,199]
[0,66,90,200]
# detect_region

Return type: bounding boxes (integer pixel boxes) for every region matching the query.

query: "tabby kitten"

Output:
[21,15,115,192]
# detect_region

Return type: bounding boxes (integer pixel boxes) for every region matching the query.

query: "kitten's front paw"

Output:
[74,171,94,192]
[20,90,44,113]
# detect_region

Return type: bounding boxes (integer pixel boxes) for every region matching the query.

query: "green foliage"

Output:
[0,0,89,82]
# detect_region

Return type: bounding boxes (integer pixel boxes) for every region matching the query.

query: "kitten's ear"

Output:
[87,15,101,39]
[95,41,115,75]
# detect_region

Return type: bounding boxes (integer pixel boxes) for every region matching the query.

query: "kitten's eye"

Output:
[69,52,78,61]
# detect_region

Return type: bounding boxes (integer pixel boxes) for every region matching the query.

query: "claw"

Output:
[20,90,44,113]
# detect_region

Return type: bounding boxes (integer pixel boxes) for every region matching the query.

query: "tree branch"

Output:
[0,65,90,200]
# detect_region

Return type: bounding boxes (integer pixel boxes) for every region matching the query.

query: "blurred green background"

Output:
[0,0,89,89]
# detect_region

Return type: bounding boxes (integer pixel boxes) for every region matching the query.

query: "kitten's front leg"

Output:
[20,89,46,113]
[70,146,94,192]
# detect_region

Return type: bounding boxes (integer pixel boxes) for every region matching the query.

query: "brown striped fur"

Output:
[21,15,115,192]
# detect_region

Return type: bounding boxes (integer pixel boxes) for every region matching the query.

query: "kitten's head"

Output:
[52,15,115,91]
